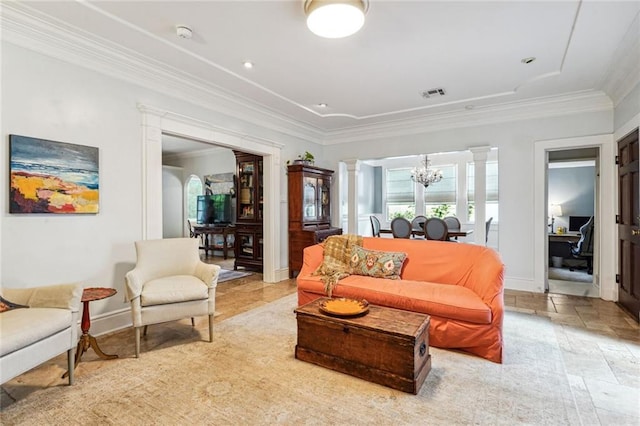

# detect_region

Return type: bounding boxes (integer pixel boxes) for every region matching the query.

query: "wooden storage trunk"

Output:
[295,299,431,394]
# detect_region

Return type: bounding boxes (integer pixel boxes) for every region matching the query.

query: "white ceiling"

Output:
[6,1,640,140]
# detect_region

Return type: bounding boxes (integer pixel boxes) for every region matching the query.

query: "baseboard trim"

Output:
[505,277,543,293]
[84,308,132,338]
[275,268,290,282]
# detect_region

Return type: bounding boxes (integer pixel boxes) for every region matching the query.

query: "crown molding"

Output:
[600,12,640,107]
[322,91,613,145]
[0,2,325,145]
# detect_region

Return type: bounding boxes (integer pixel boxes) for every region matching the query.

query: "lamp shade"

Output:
[304,0,367,38]
[550,204,563,217]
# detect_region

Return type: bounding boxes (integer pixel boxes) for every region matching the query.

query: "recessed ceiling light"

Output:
[521,57,536,64]
[317,103,328,108]
[243,61,254,69]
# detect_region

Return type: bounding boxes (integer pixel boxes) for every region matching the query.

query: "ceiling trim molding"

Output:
[600,12,640,106]
[0,2,326,145]
[322,91,613,145]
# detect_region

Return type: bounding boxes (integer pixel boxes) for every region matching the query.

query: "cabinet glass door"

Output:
[258,160,263,220]
[237,232,254,258]
[303,177,317,220]
[239,161,254,220]
[319,178,331,220]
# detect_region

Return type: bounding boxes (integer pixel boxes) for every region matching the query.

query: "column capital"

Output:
[469,145,491,161]
[343,159,360,172]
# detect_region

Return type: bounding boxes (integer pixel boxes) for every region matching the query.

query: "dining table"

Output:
[380,228,473,239]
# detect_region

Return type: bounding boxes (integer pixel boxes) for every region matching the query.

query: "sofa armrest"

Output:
[1,283,83,312]
[298,244,324,277]
[465,247,505,309]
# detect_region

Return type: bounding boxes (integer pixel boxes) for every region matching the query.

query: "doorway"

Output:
[546,149,598,297]
[534,134,617,300]
[139,105,283,283]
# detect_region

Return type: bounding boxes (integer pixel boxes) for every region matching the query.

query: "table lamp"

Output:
[549,204,563,233]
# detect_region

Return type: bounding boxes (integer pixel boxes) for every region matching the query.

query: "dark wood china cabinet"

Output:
[287,164,342,277]
[234,152,263,271]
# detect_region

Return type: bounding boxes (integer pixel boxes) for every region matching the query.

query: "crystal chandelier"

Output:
[411,155,443,188]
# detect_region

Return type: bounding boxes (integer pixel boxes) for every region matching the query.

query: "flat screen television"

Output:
[197,194,232,225]
[569,215,591,232]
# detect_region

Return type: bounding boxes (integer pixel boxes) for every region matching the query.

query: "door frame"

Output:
[534,134,616,300]
[139,104,284,283]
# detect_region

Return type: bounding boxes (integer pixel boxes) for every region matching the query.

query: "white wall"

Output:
[548,165,595,232]
[0,42,320,328]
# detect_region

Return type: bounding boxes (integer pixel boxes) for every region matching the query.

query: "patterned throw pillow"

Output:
[0,296,28,313]
[349,246,407,279]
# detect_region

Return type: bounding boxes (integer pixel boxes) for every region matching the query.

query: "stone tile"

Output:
[515,298,557,312]
[505,306,536,315]
[554,303,580,315]
[552,296,594,306]
[537,311,585,327]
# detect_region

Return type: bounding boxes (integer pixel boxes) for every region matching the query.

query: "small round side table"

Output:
[63,287,118,378]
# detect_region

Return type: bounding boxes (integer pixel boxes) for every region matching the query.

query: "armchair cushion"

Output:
[140,275,209,307]
[0,308,72,356]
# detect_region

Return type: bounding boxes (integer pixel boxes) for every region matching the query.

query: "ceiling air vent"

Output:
[420,88,446,99]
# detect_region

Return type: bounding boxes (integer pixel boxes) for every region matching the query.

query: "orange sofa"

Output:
[296,237,505,363]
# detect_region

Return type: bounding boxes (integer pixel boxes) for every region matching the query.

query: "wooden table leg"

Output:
[62,298,118,378]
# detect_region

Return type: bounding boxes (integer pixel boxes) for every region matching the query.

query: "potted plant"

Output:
[289,151,315,165]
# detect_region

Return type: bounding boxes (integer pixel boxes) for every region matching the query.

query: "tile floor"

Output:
[2,255,639,424]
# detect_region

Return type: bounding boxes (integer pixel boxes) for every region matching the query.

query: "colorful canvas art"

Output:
[9,135,99,214]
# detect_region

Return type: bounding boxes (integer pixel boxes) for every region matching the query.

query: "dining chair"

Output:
[370,216,381,237]
[485,217,493,244]
[390,217,412,239]
[423,217,449,241]
[411,215,427,238]
[443,216,461,241]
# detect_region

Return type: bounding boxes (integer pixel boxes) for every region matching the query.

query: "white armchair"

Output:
[125,238,220,357]
[0,283,83,385]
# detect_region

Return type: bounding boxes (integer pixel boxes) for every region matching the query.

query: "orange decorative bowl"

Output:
[319,298,369,317]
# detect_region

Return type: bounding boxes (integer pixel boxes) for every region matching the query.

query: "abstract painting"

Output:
[9,135,99,214]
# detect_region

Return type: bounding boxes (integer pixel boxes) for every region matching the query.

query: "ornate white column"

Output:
[343,159,360,234]
[469,146,490,245]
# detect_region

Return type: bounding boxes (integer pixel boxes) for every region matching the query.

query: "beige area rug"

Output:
[0,295,596,425]
[217,268,253,283]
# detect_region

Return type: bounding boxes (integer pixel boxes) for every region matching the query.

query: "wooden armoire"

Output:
[287,164,342,278]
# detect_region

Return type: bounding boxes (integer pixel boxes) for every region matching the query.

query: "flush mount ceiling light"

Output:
[304,0,368,39]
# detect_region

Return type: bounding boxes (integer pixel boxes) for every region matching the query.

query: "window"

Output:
[186,175,203,221]
[385,168,415,221]
[424,164,457,218]
[467,162,499,222]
